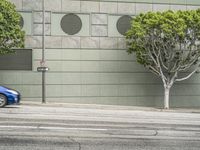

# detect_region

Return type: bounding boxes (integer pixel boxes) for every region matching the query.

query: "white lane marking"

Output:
[0,125,108,131]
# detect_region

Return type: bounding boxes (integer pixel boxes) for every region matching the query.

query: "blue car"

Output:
[0,86,20,107]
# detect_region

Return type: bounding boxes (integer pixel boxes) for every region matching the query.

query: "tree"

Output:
[126,10,200,109]
[0,0,24,55]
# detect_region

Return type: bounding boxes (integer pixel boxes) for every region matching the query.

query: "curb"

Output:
[20,101,200,113]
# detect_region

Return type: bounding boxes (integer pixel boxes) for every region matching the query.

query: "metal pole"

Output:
[42,0,46,103]
[42,71,46,103]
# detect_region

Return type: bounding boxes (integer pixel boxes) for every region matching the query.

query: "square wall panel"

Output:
[170,4,187,11]
[187,6,200,10]
[187,0,200,5]
[51,13,90,36]
[108,15,133,37]
[153,4,170,11]
[19,12,33,35]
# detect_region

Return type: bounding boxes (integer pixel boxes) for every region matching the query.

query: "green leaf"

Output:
[0,0,25,55]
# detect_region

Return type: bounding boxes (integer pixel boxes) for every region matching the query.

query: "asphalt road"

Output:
[0,104,200,150]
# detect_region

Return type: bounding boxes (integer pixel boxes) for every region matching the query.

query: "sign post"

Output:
[37,0,48,104]
[37,66,49,103]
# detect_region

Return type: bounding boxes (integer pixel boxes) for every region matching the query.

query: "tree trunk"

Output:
[164,87,170,109]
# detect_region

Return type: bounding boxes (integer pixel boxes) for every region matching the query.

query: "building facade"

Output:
[2,0,200,107]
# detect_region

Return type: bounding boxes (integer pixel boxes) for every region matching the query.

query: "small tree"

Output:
[126,10,200,109]
[0,0,24,55]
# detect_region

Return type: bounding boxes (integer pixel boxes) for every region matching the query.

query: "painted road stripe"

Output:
[0,125,108,131]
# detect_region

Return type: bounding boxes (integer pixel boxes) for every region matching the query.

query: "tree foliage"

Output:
[126,10,200,108]
[0,0,24,55]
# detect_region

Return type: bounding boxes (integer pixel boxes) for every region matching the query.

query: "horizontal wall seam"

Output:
[76,0,200,6]
[21,95,200,98]
[29,47,127,50]
[3,83,200,85]
[33,71,196,73]
[33,48,127,50]
[34,59,136,62]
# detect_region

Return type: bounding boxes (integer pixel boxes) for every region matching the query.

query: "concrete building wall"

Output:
[2,0,200,107]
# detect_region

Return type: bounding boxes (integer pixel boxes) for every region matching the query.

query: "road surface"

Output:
[0,104,200,150]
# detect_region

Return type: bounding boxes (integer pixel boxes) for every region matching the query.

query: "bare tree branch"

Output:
[157,50,167,86]
[159,53,168,70]
[179,54,200,71]
[148,65,161,76]
[175,65,200,82]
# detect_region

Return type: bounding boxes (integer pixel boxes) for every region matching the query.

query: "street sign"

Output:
[37,67,49,72]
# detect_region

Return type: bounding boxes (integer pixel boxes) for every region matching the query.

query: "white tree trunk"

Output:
[164,87,170,109]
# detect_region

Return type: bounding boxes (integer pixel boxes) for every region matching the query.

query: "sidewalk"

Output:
[21,101,200,113]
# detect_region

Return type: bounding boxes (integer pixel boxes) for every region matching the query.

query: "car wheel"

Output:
[0,94,7,108]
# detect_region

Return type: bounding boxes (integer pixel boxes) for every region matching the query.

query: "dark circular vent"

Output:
[116,15,132,35]
[19,16,24,28]
[60,14,82,35]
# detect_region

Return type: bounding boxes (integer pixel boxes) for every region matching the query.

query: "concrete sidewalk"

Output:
[20,101,200,113]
